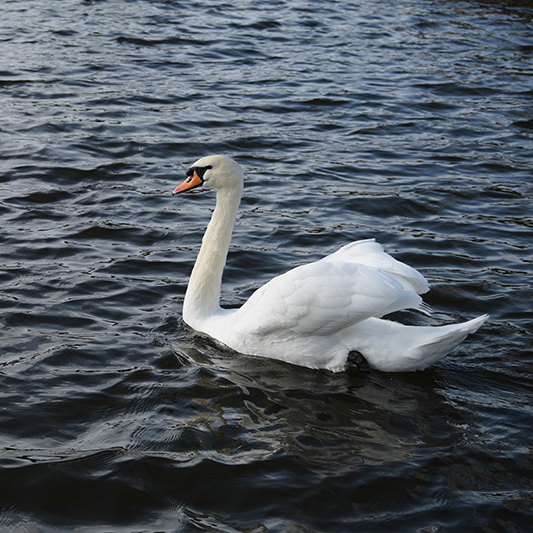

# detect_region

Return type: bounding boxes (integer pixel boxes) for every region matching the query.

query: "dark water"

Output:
[1,0,532,530]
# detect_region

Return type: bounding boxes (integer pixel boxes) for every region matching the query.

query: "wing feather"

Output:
[235,243,424,339]
[323,239,429,294]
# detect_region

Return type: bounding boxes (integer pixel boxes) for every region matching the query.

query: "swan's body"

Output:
[173,155,488,372]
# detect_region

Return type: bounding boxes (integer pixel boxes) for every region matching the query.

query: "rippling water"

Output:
[1,0,532,531]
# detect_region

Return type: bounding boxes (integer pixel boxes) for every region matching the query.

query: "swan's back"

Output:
[232,239,427,339]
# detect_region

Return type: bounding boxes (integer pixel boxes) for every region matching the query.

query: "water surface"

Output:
[1,0,532,531]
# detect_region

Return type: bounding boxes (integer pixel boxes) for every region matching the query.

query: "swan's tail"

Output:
[407,314,489,369]
[346,314,489,372]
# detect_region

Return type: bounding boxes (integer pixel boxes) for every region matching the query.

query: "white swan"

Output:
[173,155,488,372]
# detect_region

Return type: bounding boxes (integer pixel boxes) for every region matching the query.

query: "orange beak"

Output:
[172,170,204,195]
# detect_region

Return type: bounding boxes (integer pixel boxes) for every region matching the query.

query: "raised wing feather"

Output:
[234,250,423,339]
[323,239,429,294]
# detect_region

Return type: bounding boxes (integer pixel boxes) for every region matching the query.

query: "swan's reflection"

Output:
[171,334,463,468]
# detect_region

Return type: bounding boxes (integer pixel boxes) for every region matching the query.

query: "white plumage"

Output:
[173,155,487,372]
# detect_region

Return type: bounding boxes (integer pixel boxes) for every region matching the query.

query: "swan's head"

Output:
[172,155,243,195]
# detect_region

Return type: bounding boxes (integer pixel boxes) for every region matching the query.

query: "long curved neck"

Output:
[183,186,242,325]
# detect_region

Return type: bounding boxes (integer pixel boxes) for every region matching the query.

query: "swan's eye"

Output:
[186,165,213,182]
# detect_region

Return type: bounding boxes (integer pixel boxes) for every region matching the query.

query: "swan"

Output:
[172,155,488,372]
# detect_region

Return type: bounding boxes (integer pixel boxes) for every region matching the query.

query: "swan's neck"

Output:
[183,186,241,325]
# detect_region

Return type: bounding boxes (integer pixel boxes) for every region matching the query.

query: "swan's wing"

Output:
[322,239,429,294]
[234,258,423,338]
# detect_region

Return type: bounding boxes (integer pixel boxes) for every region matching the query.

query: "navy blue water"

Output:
[1,0,532,530]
